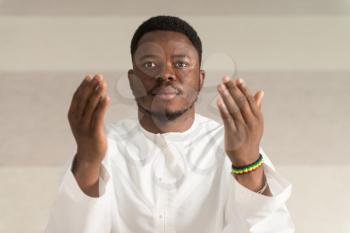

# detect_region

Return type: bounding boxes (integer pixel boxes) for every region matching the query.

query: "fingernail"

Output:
[238,78,244,84]
[222,76,230,82]
[94,74,103,81]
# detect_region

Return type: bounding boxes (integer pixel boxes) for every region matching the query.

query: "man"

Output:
[46,16,294,233]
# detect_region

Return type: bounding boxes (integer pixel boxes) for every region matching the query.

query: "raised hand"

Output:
[216,76,264,167]
[67,74,110,196]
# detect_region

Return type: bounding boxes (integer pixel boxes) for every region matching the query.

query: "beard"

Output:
[136,94,198,123]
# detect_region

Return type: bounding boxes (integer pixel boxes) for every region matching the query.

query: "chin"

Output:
[147,105,185,116]
[136,94,196,119]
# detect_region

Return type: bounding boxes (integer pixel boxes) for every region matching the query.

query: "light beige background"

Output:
[1,1,350,232]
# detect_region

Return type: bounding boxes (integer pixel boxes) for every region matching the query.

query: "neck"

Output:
[138,107,195,134]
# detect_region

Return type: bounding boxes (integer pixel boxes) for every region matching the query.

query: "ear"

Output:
[199,69,206,92]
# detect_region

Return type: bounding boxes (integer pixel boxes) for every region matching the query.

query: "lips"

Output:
[151,86,179,100]
[151,86,179,95]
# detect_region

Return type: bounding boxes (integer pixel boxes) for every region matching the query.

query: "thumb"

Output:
[254,90,264,110]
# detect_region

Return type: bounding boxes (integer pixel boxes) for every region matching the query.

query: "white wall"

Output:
[1,17,350,71]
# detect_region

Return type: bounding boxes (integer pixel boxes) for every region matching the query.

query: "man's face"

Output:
[128,30,205,122]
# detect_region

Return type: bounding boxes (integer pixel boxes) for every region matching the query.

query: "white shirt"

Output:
[46,113,295,233]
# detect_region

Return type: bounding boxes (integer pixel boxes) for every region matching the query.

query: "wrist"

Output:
[72,154,101,182]
[228,147,260,167]
[231,153,263,175]
[232,166,266,192]
[75,151,102,166]
[71,154,101,197]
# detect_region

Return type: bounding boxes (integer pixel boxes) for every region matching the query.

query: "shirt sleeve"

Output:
[45,139,116,233]
[223,147,295,233]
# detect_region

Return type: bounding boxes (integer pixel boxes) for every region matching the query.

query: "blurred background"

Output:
[1,0,350,232]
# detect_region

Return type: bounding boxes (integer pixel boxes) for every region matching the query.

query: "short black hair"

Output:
[130,15,202,65]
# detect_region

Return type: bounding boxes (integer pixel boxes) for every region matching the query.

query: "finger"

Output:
[69,75,93,120]
[92,95,110,133]
[216,96,237,130]
[217,83,245,126]
[236,78,260,117]
[76,75,102,121]
[222,76,255,126]
[254,90,264,110]
[81,76,106,128]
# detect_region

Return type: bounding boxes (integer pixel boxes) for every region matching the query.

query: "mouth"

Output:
[151,86,180,100]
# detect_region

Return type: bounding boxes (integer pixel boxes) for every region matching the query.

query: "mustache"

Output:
[148,83,183,95]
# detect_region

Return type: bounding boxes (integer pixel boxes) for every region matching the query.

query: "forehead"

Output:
[135,30,198,58]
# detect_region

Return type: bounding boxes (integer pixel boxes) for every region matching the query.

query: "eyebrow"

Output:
[138,54,158,60]
[171,55,191,59]
[138,54,192,60]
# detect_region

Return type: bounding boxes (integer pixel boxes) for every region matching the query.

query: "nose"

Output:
[156,62,176,82]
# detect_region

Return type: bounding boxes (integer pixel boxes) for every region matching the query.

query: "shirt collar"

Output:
[137,113,200,142]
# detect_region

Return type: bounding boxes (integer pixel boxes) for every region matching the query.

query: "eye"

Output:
[143,61,157,69]
[175,61,189,69]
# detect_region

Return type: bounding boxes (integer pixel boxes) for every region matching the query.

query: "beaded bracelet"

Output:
[231,153,264,175]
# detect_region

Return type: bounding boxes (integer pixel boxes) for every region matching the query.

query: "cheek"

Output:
[130,77,152,98]
[178,72,201,95]
[181,86,199,102]
[130,72,157,97]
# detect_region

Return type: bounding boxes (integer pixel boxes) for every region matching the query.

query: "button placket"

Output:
[165,191,177,233]
[153,135,181,233]
[154,189,166,233]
